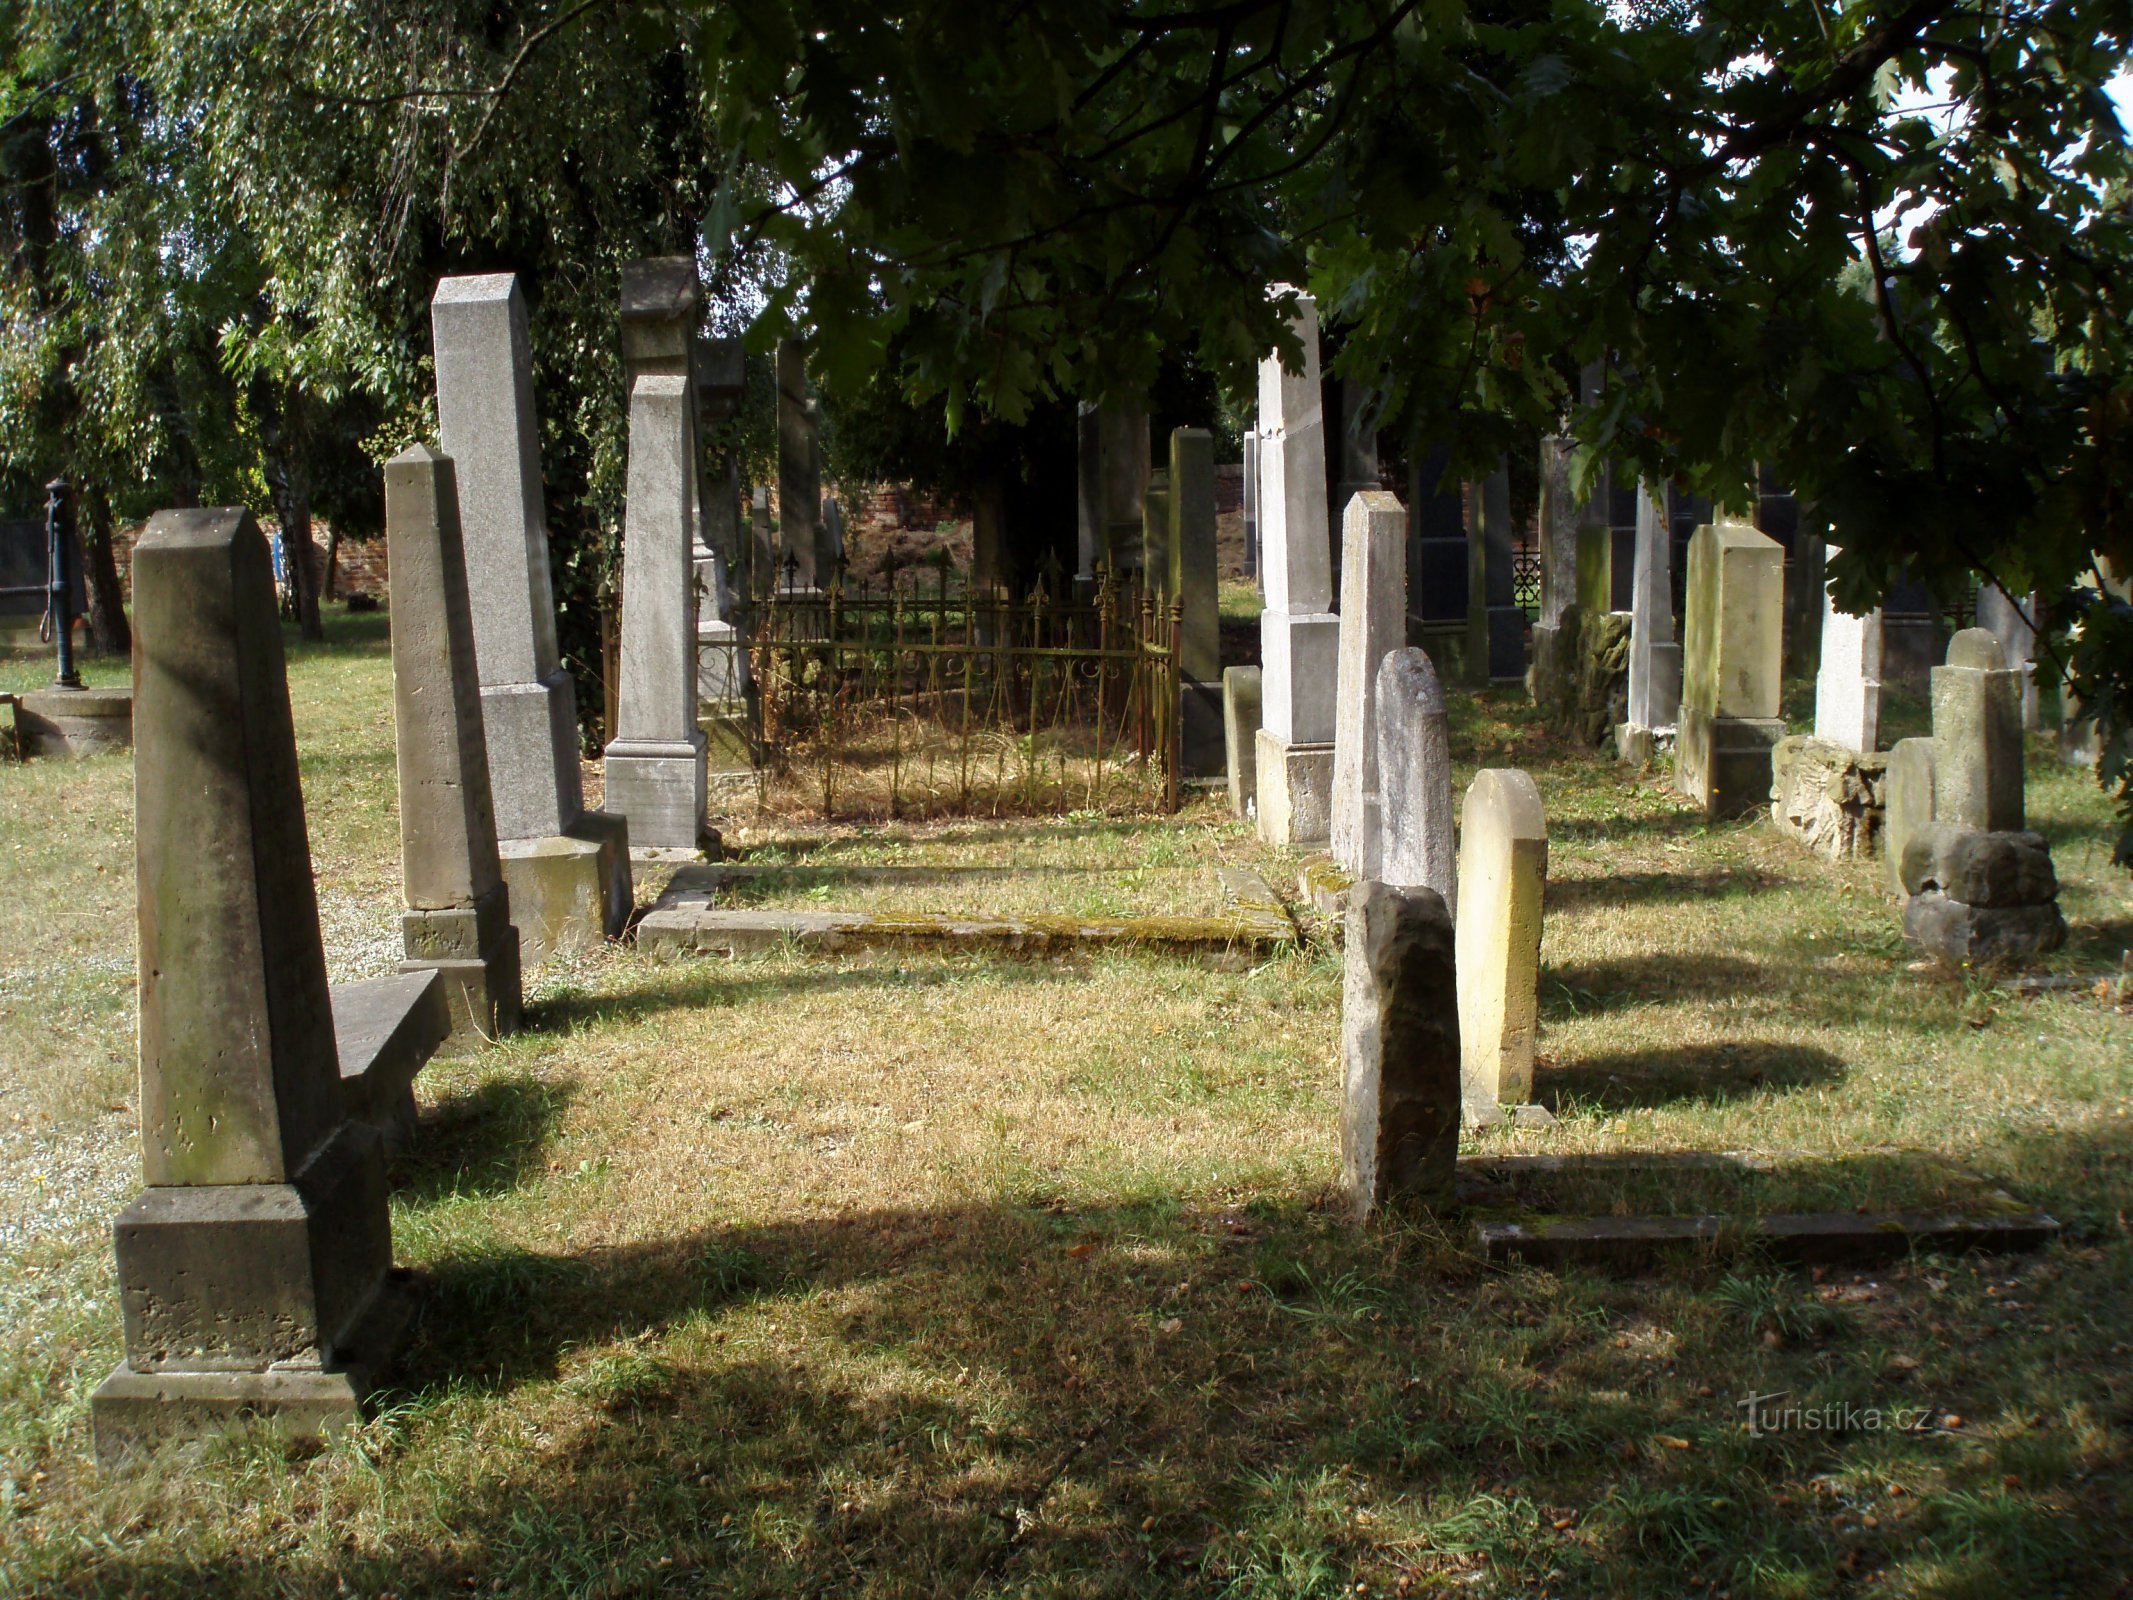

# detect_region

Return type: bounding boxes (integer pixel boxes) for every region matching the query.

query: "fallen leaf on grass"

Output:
[1656,1435,1692,1451]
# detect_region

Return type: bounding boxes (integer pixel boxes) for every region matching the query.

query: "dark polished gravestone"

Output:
[91,507,442,1464]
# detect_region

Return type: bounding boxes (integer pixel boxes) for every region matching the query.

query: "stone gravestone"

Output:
[1675,517,1785,818]
[1882,737,1939,897]
[1932,627,2025,833]
[1141,468,1173,599]
[1527,435,1581,704]
[1618,483,1681,762]
[1169,426,1224,776]
[92,509,419,1461]
[1375,648,1457,916]
[1455,769,1547,1123]
[1101,404,1151,573]
[1330,490,1407,878]
[1340,882,1460,1219]
[776,338,821,587]
[384,446,524,1051]
[1241,430,1261,583]
[1814,545,1884,752]
[1254,287,1339,847]
[1974,584,2041,732]
[604,372,711,854]
[1327,376,1379,595]
[1223,665,1262,818]
[431,274,631,963]
[1075,403,1103,582]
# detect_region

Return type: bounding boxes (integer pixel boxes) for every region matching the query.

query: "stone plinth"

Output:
[1455,769,1547,1121]
[1675,519,1784,817]
[1376,649,1457,915]
[15,684,131,759]
[1330,491,1407,878]
[1931,627,2025,834]
[605,373,709,854]
[1341,882,1460,1219]
[1769,735,1887,861]
[1899,823,2066,964]
[93,508,413,1463]
[384,444,523,1051]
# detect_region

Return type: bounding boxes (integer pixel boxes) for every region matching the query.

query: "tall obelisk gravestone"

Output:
[431,274,631,963]
[1169,425,1225,775]
[385,446,523,1050]
[92,509,416,1460]
[1255,288,1339,847]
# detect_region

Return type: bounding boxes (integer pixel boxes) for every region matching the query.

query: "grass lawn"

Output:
[2,611,2130,1598]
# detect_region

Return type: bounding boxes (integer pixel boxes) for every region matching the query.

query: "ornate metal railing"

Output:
[1511,542,1542,619]
[734,561,1181,820]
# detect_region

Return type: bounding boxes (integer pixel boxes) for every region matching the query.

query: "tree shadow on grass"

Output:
[1539,954,1773,1020]
[1543,867,1790,913]
[53,1124,2133,1598]
[395,1073,577,1204]
[1538,1041,1847,1112]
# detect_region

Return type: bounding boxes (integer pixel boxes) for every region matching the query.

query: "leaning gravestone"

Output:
[1375,648,1458,916]
[1341,882,1460,1219]
[1675,518,1785,817]
[1330,490,1408,878]
[92,509,422,1461]
[431,274,631,962]
[385,445,523,1051]
[1254,288,1339,846]
[1455,769,1547,1123]
[603,371,711,854]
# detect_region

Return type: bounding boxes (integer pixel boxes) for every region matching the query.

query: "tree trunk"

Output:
[79,483,130,656]
[322,524,340,602]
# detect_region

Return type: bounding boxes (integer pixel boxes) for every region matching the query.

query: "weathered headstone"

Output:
[1241,430,1261,583]
[1169,426,1224,776]
[92,509,417,1461]
[1974,584,2041,732]
[1223,665,1262,818]
[384,445,523,1051]
[1932,627,2025,833]
[1375,648,1457,916]
[605,373,710,853]
[1813,545,1884,752]
[1100,404,1150,573]
[431,273,631,962]
[1341,882,1460,1219]
[1255,287,1339,846]
[776,338,820,586]
[1141,468,1173,600]
[1455,768,1547,1122]
[1883,737,1939,897]
[1527,436,1580,704]
[1331,490,1407,877]
[1619,482,1681,759]
[1075,403,1103,580]
[1898,822,2065,963]
[1675,518,1786,817]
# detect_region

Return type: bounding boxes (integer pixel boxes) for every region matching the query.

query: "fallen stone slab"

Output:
[334,971,449,1153]
[1476,1208,2059,1270]
[639,865,1296,958]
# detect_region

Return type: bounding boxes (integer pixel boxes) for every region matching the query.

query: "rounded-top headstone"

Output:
[1945,627,2006,670]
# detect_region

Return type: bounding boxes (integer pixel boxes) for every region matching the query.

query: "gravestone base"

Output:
[92,1269,419,1464]
[1179,680,1225,778]
[696,621,747,703]
[606,734,709,855]
[1482,605,1526,683]
[499,812,632,966]
[1222,666,1262,819]
[15,685,133,758]
[1526,623,1561,706]
[1904,891,2067,966]
[400,884,520,1052]
[698,698,754,777]
[1614,723,1659,768]
[1769,736,1887,861]
[1675,705,1786,819]
[1254,729,1334,848]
